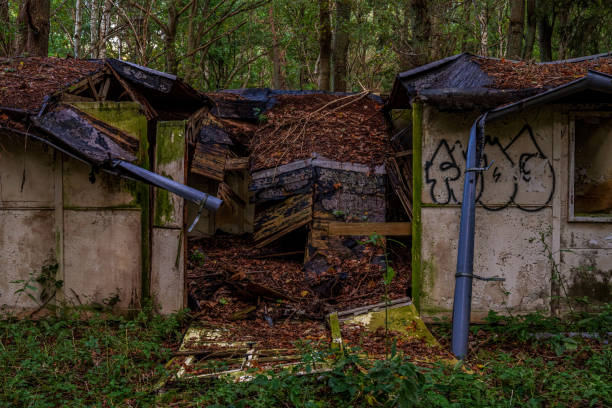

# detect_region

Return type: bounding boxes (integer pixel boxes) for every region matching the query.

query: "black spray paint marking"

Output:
[425,124,555,211]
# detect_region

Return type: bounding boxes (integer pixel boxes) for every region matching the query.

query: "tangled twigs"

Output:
[250,91,386,171]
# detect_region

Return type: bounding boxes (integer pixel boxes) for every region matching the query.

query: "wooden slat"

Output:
[191,142,227,181]
[394,149,413,157]
[225,157,249,171]
[327,222,411,236]
[253,194,313,247]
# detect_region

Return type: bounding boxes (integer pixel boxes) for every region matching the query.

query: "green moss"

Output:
[156,121,186,166]
[154,186,174,227]
[411,103,423,312]
[342,304,439,346]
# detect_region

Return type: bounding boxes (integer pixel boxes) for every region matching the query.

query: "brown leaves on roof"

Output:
[0,57,102,111]
[475,56,612,90]
[249,92,389,171]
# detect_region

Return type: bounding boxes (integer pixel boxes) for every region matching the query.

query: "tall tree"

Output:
[0,0,11,56]
[523,0,536,59]
[268,3,285,89]
[332,0,351,91]
[74,0,82,57]
[16,0,50,56]
[410,0,431,66]
[317,0,331,91]
[506,0,524,59]
[536,0,554,61]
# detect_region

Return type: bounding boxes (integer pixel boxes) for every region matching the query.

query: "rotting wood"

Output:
[394,149,413,157]
[218,181,245,212]
[87,77,100,100]
[99,77,111,101]
[251,250,304,259]
[327,222,411,236]
[387,157,412,220]
[225,157,249,171]
[191,142,227,181]
[253,193,313,247]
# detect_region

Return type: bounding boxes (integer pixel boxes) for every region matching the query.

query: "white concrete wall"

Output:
[418,105,610,320]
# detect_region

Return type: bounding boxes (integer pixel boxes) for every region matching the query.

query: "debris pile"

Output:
[250,92,389,171]
[188,235,409,314]
[474,56,612,90]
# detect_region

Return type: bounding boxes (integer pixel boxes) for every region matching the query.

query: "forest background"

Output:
[2,0,612,93]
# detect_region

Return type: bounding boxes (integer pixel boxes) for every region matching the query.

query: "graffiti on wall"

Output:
[425,124,555,211]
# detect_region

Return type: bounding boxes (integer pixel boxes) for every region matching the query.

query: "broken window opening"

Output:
[570,113,612,222]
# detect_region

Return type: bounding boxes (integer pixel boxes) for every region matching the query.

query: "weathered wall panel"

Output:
[420,207,551,319]
[151,121,186,313]
[0,133,55,207]
[151,228,184,314]
[63,209,141,309]
[63,157,137,208]
[0,210,55,310]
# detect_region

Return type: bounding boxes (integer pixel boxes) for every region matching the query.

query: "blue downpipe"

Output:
[451,116,484,359]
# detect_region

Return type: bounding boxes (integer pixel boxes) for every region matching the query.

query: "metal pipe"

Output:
[112,160,223,212]
[451,115,484,359]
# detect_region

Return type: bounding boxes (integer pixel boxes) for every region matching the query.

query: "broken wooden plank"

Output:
[327,222,411,236]
[107,63,158,120]
[191,142,228,181]
[218,181,246,212]
[253,193,313,247]
[394,149,413,157]
[225,157,249,171]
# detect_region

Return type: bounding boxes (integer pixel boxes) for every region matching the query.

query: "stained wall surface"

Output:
[0,103,149,312]
[417,104,611,320]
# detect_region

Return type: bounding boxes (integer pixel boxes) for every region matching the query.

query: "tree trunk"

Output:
[474,0,489,56]
[268,4,285,89]
[165,1,179,74]
[317,0,331,91]
[0,0,11,57]
[410,0,431,67]
[90,0,100,57]
[536,0,553,62]
[522,0,536,59]
[506,0,524,59]
[73,0,82,57]
[332,0,351,92]
[98,0,112,58]
[16,0,50,57]
[556,4,570,60]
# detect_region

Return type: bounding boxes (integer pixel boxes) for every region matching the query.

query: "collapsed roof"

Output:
[386,52,612,111]
[204,88,389,173]
[0,56,220,211]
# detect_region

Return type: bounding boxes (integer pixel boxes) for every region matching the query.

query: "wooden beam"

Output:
[394,149,413,157]
[98,77,111,101]
[87,77,100,100]
[327,222,412,236]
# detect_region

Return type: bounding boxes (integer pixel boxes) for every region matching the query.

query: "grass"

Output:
[0,306,610,407]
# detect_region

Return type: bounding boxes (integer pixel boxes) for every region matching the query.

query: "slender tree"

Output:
[523,0,536,59]
[317,0,331,91]
[507,0,524,59]
[410,0,431,66]
[268,3,285,89]
[0,0,11,56]
[74,0,82,57]
[332,0,351,91]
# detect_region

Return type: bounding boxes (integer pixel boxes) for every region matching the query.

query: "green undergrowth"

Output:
[0,307,610,407]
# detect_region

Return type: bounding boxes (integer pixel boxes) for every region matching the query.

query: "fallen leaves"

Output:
[475,56,612,90]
